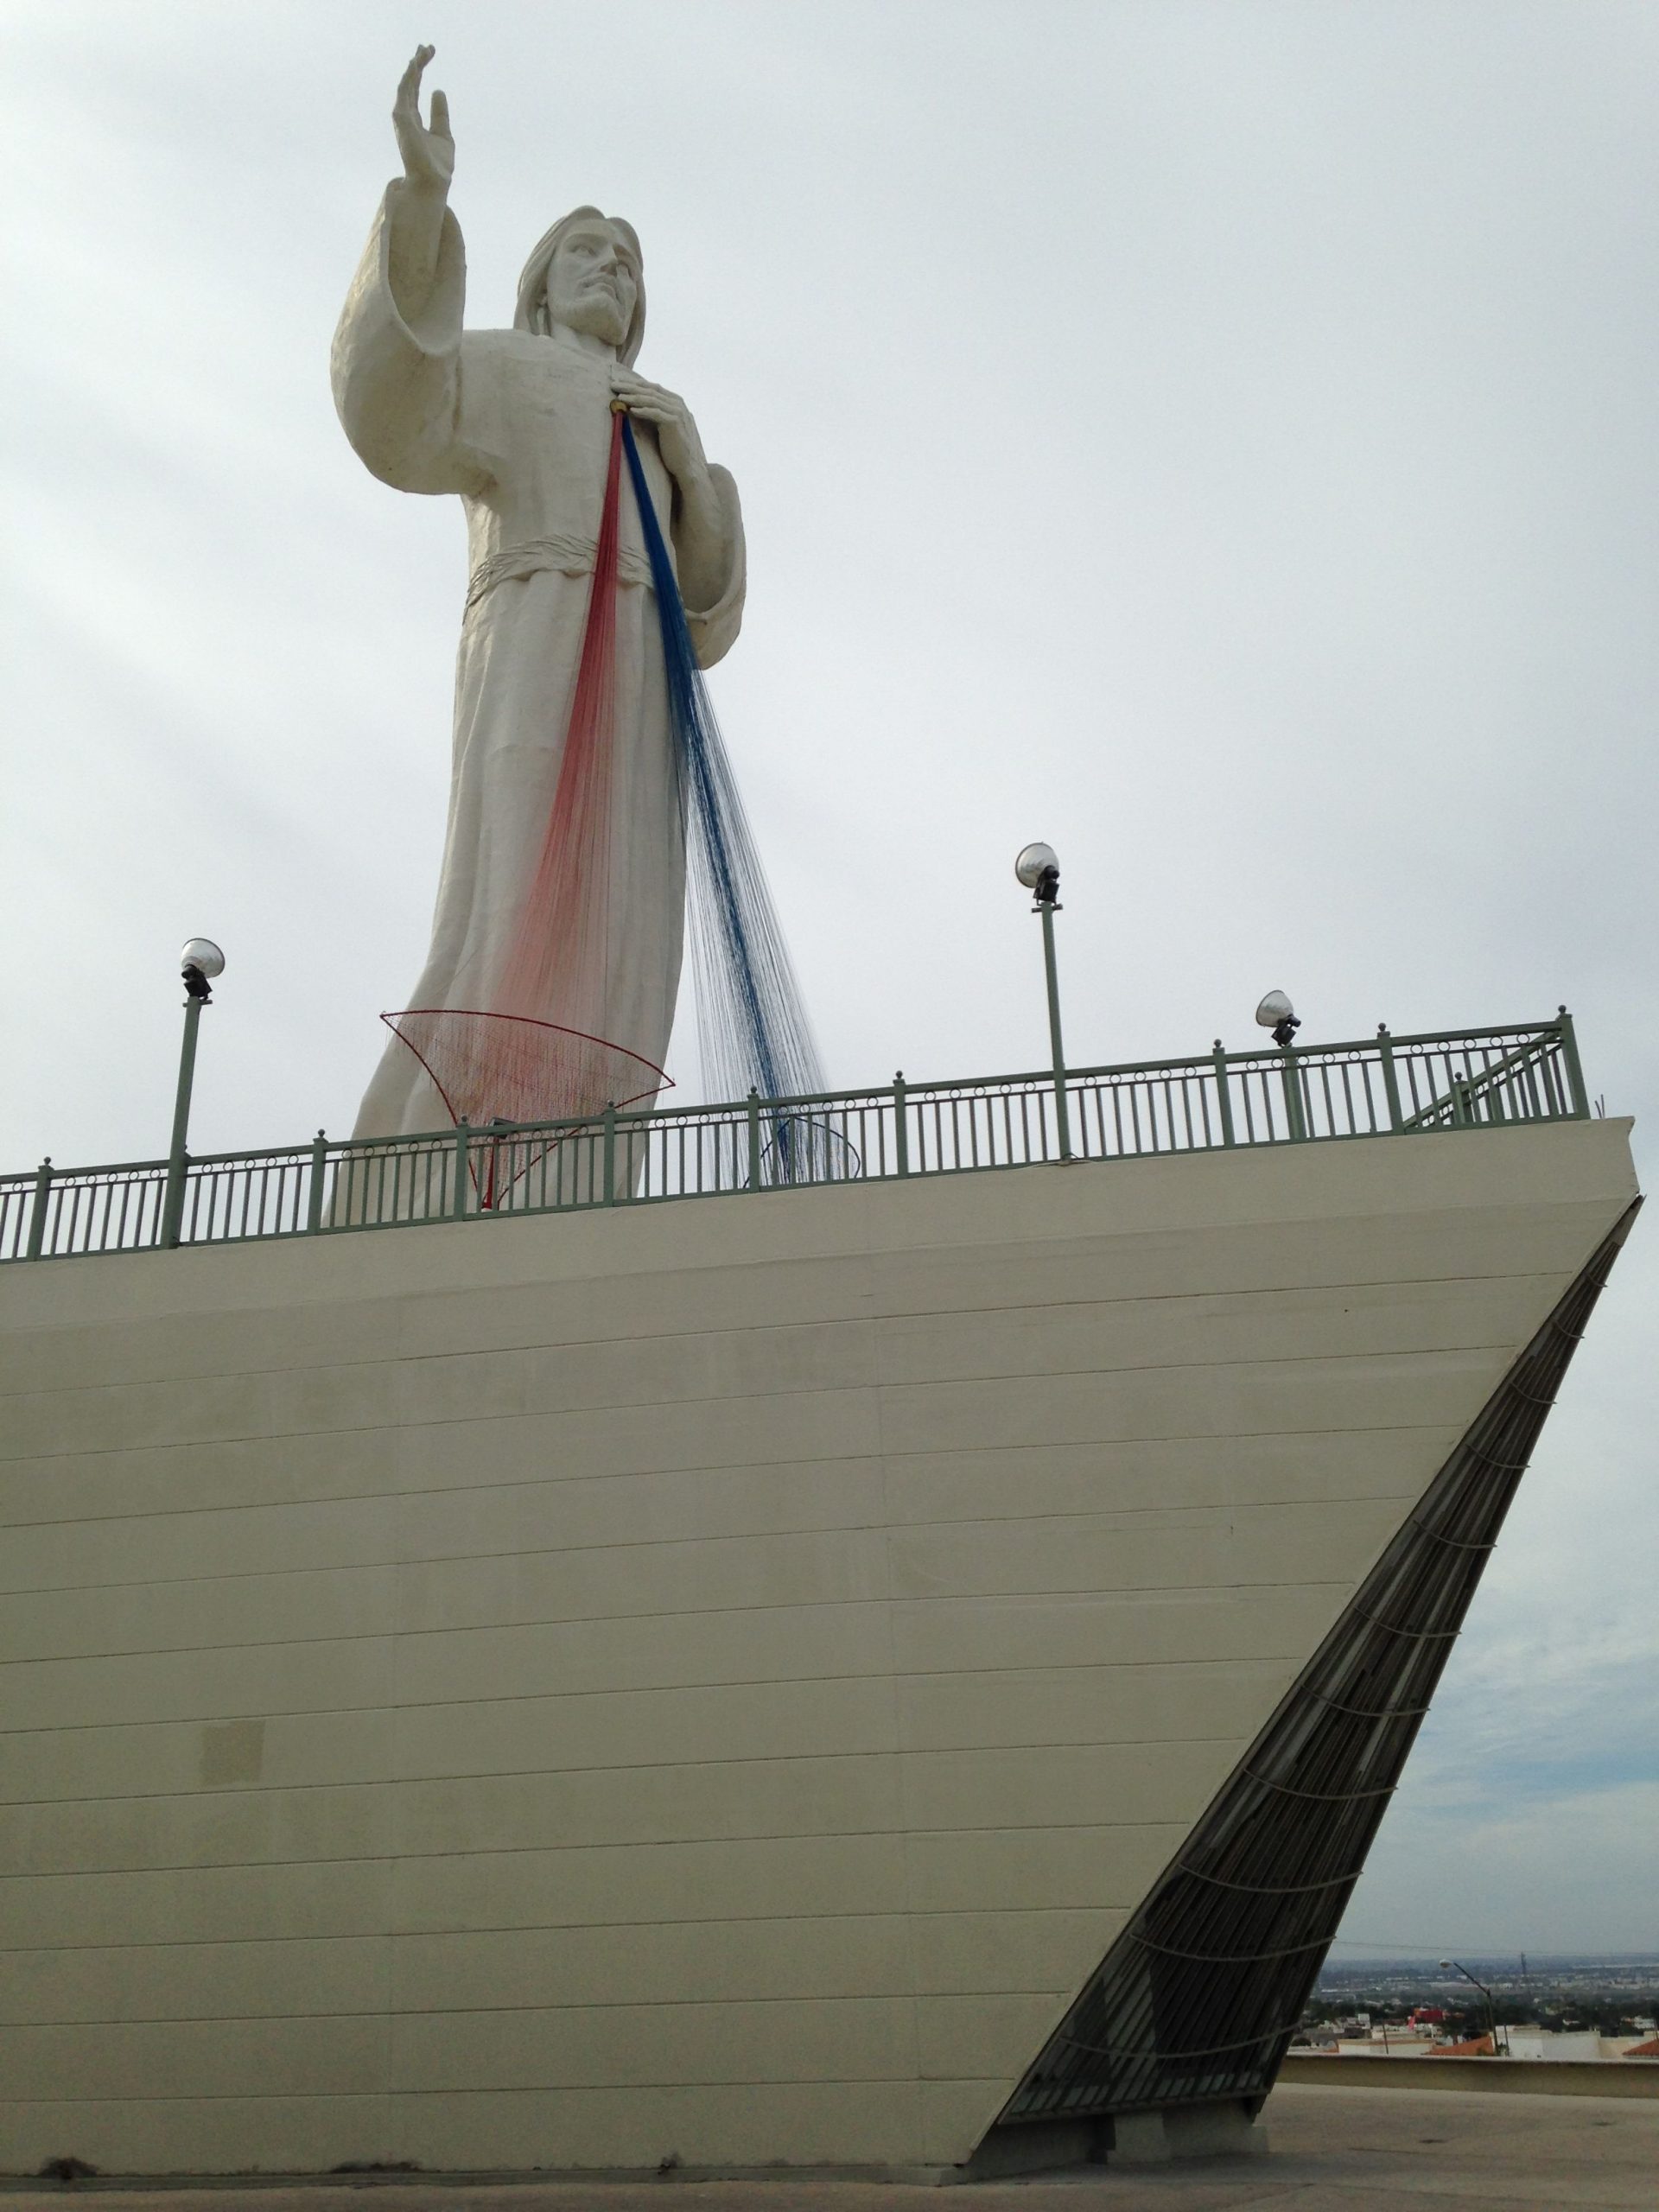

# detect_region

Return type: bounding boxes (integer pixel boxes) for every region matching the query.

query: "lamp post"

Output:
[160,938,225,1249]
[1255,988,1306,1142]
[1440,1958,1503,2056]
[1014,843,1072,1161]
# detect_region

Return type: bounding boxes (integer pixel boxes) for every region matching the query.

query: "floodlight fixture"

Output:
[181,938,226,1003]
[1014,842,1060,906]
[1255,988,1301,1051]
[181,938,226,978]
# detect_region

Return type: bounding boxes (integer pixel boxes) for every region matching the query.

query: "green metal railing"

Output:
[0,1013,1589,1265]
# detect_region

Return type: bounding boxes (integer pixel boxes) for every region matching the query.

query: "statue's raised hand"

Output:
[393,46,454,196]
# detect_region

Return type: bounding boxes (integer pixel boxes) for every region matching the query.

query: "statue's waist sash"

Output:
[465,533,656,612]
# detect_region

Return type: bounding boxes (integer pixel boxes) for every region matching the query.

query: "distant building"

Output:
[1480,2029,1649,2063]
[1294,2012,1659,2067]
[1319,2023,1445,2057]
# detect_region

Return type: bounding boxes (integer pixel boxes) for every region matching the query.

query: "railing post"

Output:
[746,1089,763,1191]
[25,1159,53,1261]
[452,1120,470,1219]
[1556,1006,1589,1118]
[893,1071,910,1177]
[1377,1025,1403,1132]
[1211,1043,1236,1148]
[601,1104,617,1204]
[1281,1040,1308,1142]
[306,1130,327,1235]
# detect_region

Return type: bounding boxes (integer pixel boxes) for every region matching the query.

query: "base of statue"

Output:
[0,1118,1635,2175]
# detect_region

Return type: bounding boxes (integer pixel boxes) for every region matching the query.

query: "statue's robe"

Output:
[333,183,746,1139]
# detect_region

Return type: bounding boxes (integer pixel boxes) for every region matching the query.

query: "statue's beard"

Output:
[549,287,630,347]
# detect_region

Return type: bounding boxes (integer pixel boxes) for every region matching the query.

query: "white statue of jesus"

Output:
[334,47,746,1139]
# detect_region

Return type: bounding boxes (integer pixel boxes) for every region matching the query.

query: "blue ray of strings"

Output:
[620,417,829,1167]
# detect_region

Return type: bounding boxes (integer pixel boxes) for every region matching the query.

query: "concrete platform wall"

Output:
[0,1121,1637,2173]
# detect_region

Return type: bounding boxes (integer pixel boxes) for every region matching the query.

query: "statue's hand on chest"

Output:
[609,367,711,504]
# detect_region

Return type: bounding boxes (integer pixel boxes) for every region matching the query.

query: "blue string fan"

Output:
[621,418,847,1180]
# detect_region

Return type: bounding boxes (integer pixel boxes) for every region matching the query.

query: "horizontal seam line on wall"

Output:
[0,1339,1522,1471]
[0,1418,1461,1522]
[0,1264,1562,1402]
[0,1987,1080,2029]
[0,1732,1250,1813]
[0,1815,1194,1886]
[0,1491,1425,1608]
[0,2076,1015,2101]
[0,1570,1389,1662]
[0,1647,1325,1740]
[0,1577,1359,1681]
[0,1904,1136,1958]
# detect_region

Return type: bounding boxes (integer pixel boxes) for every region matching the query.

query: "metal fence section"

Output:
[0,1013,1590,1264]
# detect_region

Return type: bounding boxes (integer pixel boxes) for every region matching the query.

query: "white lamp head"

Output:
[181,938,225,979]
[1014,842,1059,890]
[1255,988,1300,1050]
[180,939,225,1001]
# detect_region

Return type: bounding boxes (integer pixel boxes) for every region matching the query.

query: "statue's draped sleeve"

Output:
[679,465,745,669]
[331,183,494,497]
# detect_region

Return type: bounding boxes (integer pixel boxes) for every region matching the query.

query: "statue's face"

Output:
[544,220,639,349]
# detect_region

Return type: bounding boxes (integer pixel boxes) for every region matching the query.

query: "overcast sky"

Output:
[3,1,1655,1954]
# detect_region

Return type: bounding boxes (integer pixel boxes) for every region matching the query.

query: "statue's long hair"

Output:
[514,207,645,365]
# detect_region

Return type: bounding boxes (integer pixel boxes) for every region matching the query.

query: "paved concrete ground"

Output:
[4,2085,1654,2210]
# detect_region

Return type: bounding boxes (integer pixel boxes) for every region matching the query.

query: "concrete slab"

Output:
[3,2083,1657,2209]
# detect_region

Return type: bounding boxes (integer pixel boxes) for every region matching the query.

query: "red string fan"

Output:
[383,412,664,1156]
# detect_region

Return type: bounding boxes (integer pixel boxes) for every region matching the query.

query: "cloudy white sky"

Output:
[3,2,1655,1953]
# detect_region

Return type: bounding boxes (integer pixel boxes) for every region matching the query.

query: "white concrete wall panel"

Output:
[0,1120,1637,2174]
